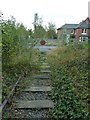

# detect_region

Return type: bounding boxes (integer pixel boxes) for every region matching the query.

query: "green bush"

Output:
[47,43,89,119]
[2,17,41,101]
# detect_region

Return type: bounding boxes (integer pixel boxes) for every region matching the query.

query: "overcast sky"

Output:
[0,0,89,29]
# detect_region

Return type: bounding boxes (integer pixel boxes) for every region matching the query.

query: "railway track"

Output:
[2,54,55,119]
[1,76,22,109]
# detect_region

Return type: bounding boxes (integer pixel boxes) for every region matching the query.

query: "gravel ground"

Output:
[14,109,50,118]
[13,91,50,100]
[31,79,51,86]
[2,107,50,119]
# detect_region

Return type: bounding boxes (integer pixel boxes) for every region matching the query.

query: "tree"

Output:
[2,16,18,67]
[46,22,57,39]
[28,29,33,38]
[33,25,46,38]
[33,13,46,38]
[2,16,30,68]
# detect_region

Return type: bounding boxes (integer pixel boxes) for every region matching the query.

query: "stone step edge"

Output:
[40,66,50,68]
[15,100,54,109]
[32,76,49,79]
[40,70,51,73]
[22,86,53,92]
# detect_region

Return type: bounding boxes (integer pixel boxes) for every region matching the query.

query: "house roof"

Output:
[76,17,90,29]
[57,17,90,30]
[57,24,78,30]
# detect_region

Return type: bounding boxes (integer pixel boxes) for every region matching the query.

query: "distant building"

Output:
[57,24,78,40]
[75,17,90,42]
[57,17,90,42]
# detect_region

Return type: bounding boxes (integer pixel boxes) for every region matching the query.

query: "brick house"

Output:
[75,17,90,41]
[57,17,90,42]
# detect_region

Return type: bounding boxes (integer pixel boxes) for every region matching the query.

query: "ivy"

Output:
[47,43,89,119]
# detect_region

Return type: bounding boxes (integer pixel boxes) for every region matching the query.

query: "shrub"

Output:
[2,17,41,101]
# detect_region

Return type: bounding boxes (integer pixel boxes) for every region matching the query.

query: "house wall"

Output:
[86,17,90,24]
[57,29,63,39]
[75,29,82,39]
[87,29,90,37]
[86,17,90,37]
[66,29,74,34]
[75,28,90,39]
[75,18,90,39]
[57,29,74,39]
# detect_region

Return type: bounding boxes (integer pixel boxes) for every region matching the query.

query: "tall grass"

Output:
[47,42,89,119]
[2,48,41,101]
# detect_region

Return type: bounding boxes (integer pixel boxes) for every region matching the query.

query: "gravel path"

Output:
[14,109,50,118]
[31,79,51,86]
[13,91,50,100]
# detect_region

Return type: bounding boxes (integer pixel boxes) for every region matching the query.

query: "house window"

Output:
[79,37,88,42]
[82,29,86,33]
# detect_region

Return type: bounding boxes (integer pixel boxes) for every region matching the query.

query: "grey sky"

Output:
[0,0,89,29]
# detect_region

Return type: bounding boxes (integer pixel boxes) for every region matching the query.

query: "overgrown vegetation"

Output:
[47,43,89,119]
[2,16,41,102]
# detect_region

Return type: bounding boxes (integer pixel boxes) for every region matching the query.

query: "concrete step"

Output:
[40,70,51,73]
[31,79,51,86]
[42,63,48,65]
[33,75,49,79]
[23,86,52,92]
[40,66,50,68]
[16,100,54,109]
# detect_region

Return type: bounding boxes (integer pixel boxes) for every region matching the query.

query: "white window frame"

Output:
[82,29,86,33]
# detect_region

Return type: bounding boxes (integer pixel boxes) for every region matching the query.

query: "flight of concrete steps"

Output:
[14,55,54,118]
